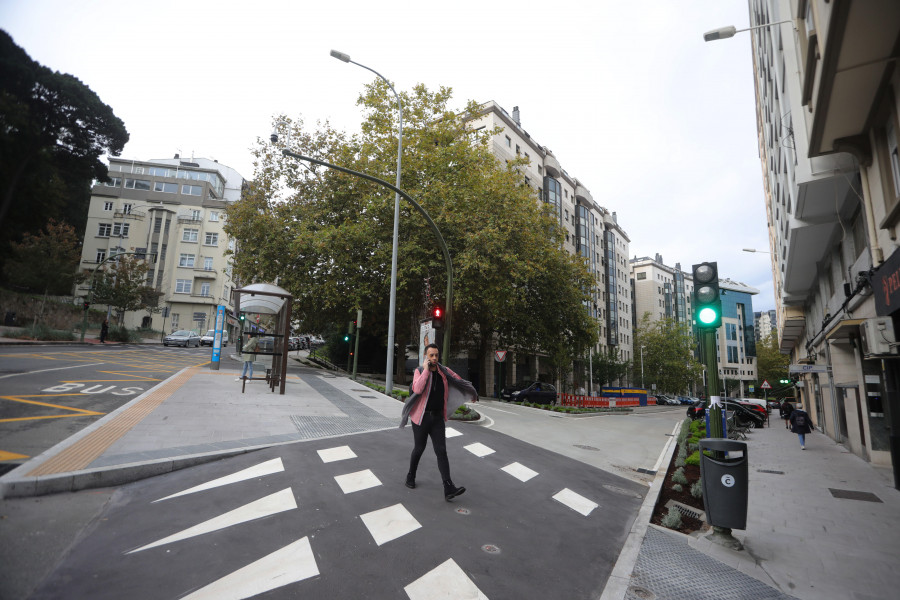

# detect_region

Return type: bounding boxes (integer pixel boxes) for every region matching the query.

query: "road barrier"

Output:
[559,394,641,408]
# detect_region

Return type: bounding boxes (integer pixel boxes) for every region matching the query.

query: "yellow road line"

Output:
[0,395,104,423]
[26,368,199,477]
[0,450,29,461]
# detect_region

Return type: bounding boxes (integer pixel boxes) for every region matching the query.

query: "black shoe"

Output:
[405,473,416,489]
[443,479,465,501]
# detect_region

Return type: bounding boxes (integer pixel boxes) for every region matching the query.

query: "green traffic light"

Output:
[698,306,719,325]
[343,335,350,342]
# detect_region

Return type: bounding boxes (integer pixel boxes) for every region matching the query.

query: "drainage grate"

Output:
[665,499,706,521]
[636,468,657,475]
[757,469,785,475]
[828,488,883,503]
[574,444,600,451]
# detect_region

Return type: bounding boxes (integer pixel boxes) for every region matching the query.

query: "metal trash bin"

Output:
[699,438,748,529]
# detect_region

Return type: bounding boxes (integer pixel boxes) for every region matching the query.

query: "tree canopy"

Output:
[90,255,161,324]
[0,30,128,272]
[633,313,703,395]
[225,82,597,390]
[3,218,83,296]
[754,332,792,397]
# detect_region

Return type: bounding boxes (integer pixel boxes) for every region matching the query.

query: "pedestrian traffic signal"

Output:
[692,262,722,328]
[431,306,444,330]
[83,301,89,310]
[343,334,350,342]
[239,313,246,322]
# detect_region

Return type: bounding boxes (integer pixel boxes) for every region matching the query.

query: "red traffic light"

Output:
[433,307,442,318]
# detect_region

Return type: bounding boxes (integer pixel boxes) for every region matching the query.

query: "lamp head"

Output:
[703,26,737,42]
[330,49,351,62]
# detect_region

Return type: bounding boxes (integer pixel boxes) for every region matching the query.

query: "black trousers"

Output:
[409,412,450,481]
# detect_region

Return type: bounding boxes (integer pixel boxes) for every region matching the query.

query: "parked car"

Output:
[509,382,558,405]
[650,395,667,405]
[734,398,769,419]
[288,336,300,351]
[164,330,201,347]
[500,382,531,402]
[687,400,706,420]
[688,399,766,427]
[657,394,680,406]
[200,330,228,346]
[677,395,694,405]
[767,400,782,411]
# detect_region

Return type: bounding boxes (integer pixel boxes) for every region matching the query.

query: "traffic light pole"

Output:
[701,328,724,439]
[352,309,362,380]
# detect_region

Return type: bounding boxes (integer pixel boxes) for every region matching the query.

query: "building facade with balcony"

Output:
[630,254,694,327]
[78,156,245,337]
[754,309,778,342]
[465,102,632,391]
[749,0,900,472]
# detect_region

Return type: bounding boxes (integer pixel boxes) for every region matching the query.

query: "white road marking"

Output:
[334,469,382,494]
[405,558,489,600]
[153,458,284,502]
[317,445,357,463]
[552,488,599,516]
[463,442,495,457]
[127,488,297,553]
[182,536,319,600]
[360,503,422,546]
[501,462,539,482]
[651,421,683,473]
[444,427,463,438]
[477,405,517,415]
[0,362,104,380]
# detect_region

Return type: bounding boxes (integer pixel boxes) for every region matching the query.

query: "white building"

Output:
[78,155,245,338]
[466,102,632,389]
[747,0,900,470]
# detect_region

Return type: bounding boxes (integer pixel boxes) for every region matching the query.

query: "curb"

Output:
[598,419,683,600]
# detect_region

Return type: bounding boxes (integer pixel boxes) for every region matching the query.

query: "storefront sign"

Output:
[789,364,830,373]
[871,246,900,316]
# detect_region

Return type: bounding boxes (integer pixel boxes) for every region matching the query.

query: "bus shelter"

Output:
[233,283,292,395]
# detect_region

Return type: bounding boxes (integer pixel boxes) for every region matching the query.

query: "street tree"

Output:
[755,332,791,397]
[90,256,161,325]
[634,313,703,395]
[3,219,84,327]
[0,30,128,272]
[226,82,597,392]
[591,345,631,389]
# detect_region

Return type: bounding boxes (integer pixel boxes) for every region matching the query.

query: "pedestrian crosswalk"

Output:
[119,424,603,599]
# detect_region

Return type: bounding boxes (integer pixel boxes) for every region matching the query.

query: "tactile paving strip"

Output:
[625,527,794,600]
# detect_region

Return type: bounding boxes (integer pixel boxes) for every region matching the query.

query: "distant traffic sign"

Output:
[760,379,772,390]
[494,350,507,362]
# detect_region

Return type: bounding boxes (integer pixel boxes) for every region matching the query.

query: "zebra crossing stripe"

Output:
[405,558,489,600]
[153,458,285,502]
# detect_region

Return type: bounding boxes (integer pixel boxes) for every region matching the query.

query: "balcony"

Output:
[177,215,202,224]
[193,267,217,279]
[543,153,562,178]
[779,305,806,354]
[114,209,146,220]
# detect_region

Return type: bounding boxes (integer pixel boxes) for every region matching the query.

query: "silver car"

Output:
[163,330,201,347]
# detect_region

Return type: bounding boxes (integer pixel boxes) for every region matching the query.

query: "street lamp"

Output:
[742,248,771,254]
[703,20,794,42]
[640,345,646,390]
[330,49,404,396]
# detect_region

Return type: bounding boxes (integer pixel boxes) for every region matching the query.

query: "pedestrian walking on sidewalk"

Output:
[237,334,258,382]
[780,399,794,429]
[789,407,814,449]
[99,319,109,344]
[400,343,478,501]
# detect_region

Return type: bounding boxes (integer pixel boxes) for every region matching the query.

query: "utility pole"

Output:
[352,309,362,380]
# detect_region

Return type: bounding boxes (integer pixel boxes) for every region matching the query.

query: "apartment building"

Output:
[630,255,758,393]
[78,156,245,338]
[754,309,777,342]
[465,102,632,389]
[747,0,900,472]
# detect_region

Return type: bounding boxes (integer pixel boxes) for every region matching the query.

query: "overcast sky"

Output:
[1,0,776,311]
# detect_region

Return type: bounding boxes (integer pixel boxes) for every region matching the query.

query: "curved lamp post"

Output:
[281,149,453,363]
[330,49,404,395]
[79,251,156,342]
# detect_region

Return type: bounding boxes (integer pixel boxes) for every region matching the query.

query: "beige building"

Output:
[466,102,632,390]
[747,0,900,472]
[78,156,245,338]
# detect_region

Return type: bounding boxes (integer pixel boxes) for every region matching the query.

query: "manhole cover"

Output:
[603,484,642,498]
[481,544,501,554]
[627,585,656,600]
[456,508,471,515]
[574,444,600,451]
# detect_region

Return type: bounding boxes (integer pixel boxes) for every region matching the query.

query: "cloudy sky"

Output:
[1,0,776,311]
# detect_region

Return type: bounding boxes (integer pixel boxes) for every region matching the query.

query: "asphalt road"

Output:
[0,345,213,474]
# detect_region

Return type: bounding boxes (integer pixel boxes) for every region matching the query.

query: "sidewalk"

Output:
[620,423,900,600]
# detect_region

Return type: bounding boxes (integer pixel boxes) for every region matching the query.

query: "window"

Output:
[105,177,121,188]
[149,166,172,177]
[154,217,162,233]
[179,254,196,267]
[98,223,112,236]
[204,257,213,271]
[122,203,132,214]
[125,178,151,190]
[636,272,647,280]
[191,209,201,220]
[515,144,520,155]
[95,249,106,263]
[505,135,511,148]
[228,239,235,251]
[209,211,219,222]
[154,182,178,193]
[182,184,202,196]
[175,279,192,294]
[887,120,900,197]
[103,202,113,211]
[204,232,218,246]
[111,223,129,237]
[200,282,211,297]
[171,313,179,329]
[183,228,199,242]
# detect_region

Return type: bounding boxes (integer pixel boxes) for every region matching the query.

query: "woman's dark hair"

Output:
[424,343,440,358]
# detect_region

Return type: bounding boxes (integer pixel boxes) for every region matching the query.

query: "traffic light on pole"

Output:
[83,301,90,310]
[691,262,722,328]
[431,306,444,330]
[239,313,246,323]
